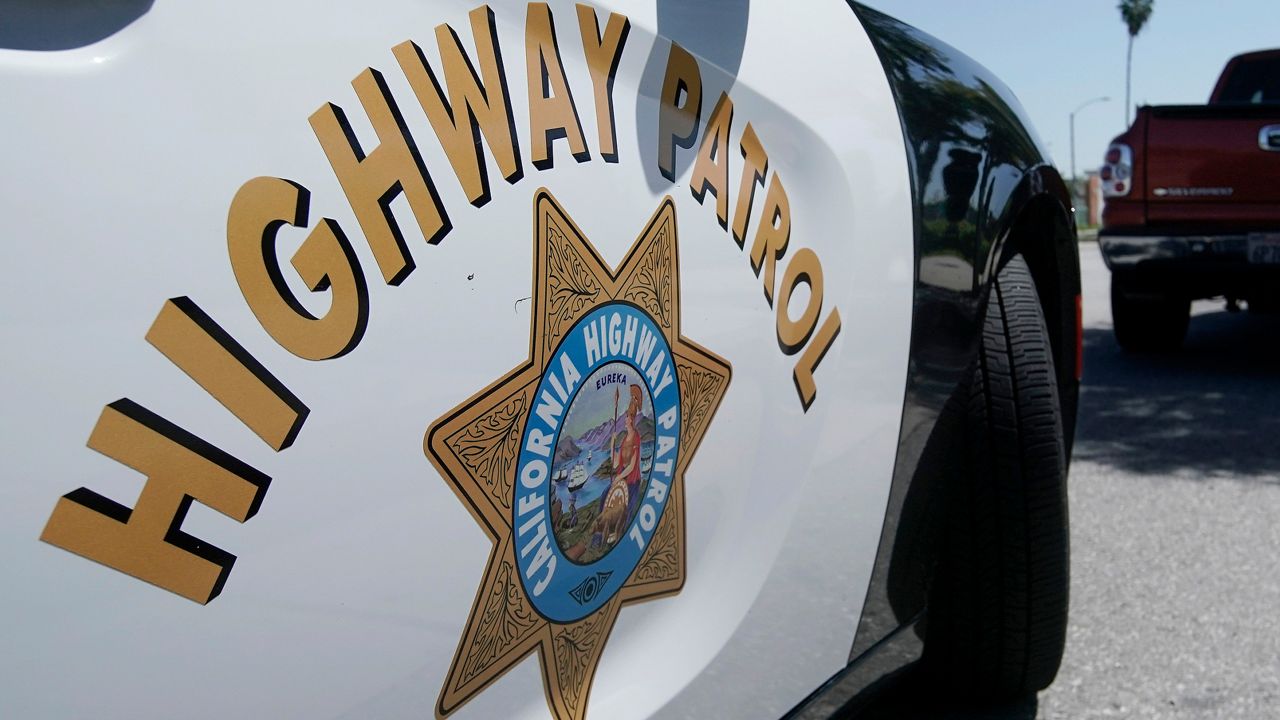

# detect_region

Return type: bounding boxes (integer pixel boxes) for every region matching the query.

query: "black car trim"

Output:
[845,1,1080,668]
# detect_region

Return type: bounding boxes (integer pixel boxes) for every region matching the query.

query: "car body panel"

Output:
[845,3,1079,663]
[1,2,920,718]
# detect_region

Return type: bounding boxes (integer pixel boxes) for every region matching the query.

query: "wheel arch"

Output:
[989,167,1082,458]
[847,0,1083,669]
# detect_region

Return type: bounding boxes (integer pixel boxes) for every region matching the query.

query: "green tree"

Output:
[1119,0,1155,125]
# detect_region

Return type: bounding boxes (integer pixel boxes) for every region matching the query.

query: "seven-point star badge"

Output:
[426,189,731,719]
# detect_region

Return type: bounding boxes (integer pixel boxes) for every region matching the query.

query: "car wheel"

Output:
[923,254,1070,698]
[1110,273,1190,352]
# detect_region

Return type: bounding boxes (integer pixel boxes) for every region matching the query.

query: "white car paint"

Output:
[0,1,914,717]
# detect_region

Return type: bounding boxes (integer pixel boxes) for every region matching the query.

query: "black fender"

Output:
[845,3,1082,662]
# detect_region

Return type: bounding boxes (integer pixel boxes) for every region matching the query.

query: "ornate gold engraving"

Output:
[632,495,680,585]
[543,219,602,354]
[550,606,609,717]
[459,557,540,685]
[447,387,531,512]
[620,224,673,329]
[426,190,731,719]
[676,360,724,450]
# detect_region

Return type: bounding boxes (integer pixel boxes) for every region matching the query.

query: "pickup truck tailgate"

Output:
[1144,105,1280,229]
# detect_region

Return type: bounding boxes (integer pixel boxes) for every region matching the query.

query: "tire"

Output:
[924,255,1070,698]
[1111,273,1189,352]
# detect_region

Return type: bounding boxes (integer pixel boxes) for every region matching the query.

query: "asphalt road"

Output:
[1038,244,1280,719]
[853,243,1280,719]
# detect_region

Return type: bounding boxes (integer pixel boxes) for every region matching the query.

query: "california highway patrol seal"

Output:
[426,190,731,719]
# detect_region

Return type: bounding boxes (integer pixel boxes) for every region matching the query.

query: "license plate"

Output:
[1248,233,1280,264]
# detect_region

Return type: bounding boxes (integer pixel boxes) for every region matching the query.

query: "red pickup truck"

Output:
[1099,49,1280,351]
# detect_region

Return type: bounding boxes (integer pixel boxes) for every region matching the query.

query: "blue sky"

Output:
[861,0,1278,179]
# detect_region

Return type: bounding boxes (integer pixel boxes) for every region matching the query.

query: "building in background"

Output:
[1072,171,1104,228]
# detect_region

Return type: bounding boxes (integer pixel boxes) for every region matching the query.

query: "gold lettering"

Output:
[40,400,270,604]
[227,177,370,361]
[690,91,733,228]
[393,6,521,207]
[146,297,309,451]
[526,2,589,169]
[575,4,630,162]
[748,173,790,305]
[793,309,842,411]
[775,248,823,354]
[657,41,701,180]
[309,68,450,285]
[732,122,768,246]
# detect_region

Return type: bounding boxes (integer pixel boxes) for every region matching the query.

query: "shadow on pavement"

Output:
[1073,309,1280,480]
[845,306,1279,719]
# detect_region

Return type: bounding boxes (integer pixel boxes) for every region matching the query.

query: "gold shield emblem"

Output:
[426,189,730,718]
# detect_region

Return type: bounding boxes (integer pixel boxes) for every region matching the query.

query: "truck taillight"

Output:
[1101,143,1132,197]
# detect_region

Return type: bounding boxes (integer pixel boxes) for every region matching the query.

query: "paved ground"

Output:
[1037,244,1280,719]
[852,244,1280,719]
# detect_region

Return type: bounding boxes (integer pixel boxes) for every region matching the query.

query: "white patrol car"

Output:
[1,2,1080,718]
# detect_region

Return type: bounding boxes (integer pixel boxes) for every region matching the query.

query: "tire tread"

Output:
[926,255,1070,698]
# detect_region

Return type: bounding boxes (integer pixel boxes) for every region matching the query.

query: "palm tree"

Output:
[1119,0,1155,125]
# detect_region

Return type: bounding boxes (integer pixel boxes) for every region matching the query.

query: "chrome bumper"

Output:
[1098,234,1250,269]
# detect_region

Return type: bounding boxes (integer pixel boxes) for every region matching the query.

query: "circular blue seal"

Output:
[513,302,681,623]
